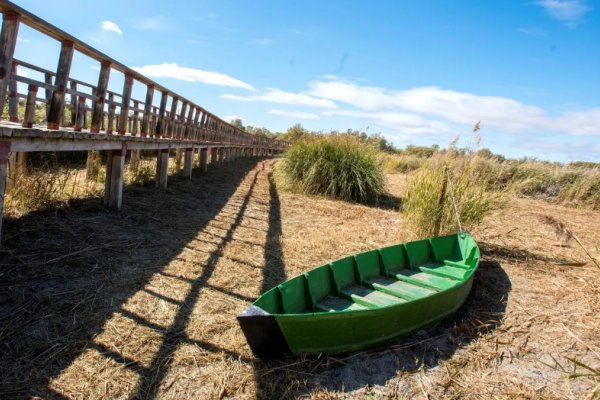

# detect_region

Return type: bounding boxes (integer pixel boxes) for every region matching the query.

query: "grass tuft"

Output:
[402,153,499,238]
[281,134,386,204]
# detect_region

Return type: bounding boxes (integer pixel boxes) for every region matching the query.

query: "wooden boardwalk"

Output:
[0,1,285,241]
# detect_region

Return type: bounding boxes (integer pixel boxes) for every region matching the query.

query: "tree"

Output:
[230,118,244,129]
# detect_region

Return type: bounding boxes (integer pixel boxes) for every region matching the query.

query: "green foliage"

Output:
[401,144,440,158]
[402,155,498,237]
[282,134,386,204]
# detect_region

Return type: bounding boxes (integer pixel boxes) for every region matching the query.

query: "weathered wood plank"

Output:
[117,73,133,135]
[0,11,19,118]
[140,84,154,137]
[22,83,37,128]
[47,40,74,129]
[90,60,110,133]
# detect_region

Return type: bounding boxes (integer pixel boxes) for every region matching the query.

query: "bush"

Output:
[281,134,386,204]
[402,155,497,237]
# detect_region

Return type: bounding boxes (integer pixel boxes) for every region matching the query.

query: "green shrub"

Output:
[281,134,386,204]
[402,155,497,237]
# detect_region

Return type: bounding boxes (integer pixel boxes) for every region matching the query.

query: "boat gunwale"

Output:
[254,232,480,318]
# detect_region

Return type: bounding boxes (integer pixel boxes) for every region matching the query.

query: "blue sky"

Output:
[10,0,600,162]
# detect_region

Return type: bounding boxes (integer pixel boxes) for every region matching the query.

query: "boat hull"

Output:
[238,233,479,358]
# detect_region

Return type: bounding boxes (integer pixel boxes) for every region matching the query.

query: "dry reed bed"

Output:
[0,159,599,399]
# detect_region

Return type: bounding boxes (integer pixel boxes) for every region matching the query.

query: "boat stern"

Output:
[237,305,292,359]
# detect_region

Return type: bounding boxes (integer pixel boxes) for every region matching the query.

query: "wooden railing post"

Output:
[185,104,194,140]
[155,90,167,138]
[192,107,201,140]
[0,11,20,119]
[73,95,85,131]
[131,100,139,136]
[69,80,77,126]
[47,40,74,130]
[168,96,178,139]
[140,84,154,137]
[22,83,37,128]
[90,60,110,133]
[106,92,115,134]
[117,73,133,135]
[178,101,187,140]
[7,62,18,122]
[44,72,53,118]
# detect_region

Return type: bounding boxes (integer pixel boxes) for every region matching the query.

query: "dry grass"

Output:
[1,158,599,399]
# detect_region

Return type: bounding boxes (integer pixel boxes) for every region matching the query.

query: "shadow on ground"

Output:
[0,157,268,399]
[252,258,511,399]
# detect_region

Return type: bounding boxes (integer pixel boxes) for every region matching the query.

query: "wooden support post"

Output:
[117,74,133,135]
[104,144,126,209]
[183,147,193,179]
[220,148,226,165]
[0,11,20,119]
[0,141,10,244]
[22,83,37,128]
[91,61,110,133]
[141,84,154,137]
[155,91,167,138]
[47,41,74,130]
[156,149,169,189]
[200,147,208,172]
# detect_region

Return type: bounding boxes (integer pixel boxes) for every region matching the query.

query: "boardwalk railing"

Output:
[0,0,286,242]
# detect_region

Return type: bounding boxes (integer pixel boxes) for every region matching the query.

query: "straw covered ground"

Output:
[1,157,599,399]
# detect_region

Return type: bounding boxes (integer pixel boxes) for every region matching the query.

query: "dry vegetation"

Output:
[1,156,599,399]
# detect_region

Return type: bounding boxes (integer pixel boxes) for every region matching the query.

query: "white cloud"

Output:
[268,109,320,119]
[134,16,170,31]
[221,89,336,108]
[131,63,255,91]
[100,20,123,35]
[307,80,600,136]
[535,0,591,27]
[17,37,31,43]
[322,109,450,134]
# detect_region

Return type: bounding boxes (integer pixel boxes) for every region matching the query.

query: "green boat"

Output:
[238,232,480,358]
